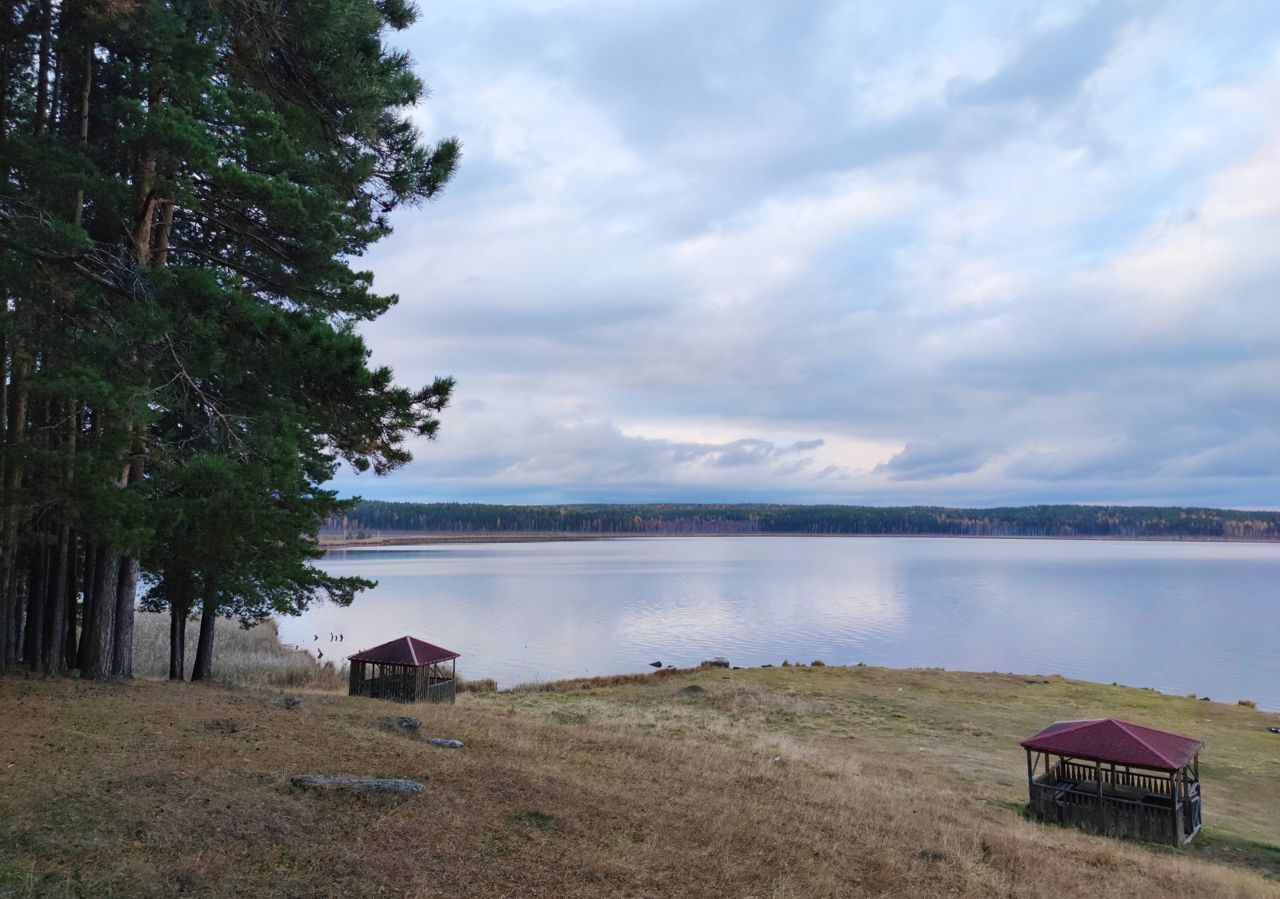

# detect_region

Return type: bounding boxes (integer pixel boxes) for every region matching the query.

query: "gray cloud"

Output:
[949,2,1138,108]
[875,441,994,481]
[410,419,826,485]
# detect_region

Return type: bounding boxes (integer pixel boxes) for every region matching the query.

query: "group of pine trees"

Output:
[0,1,456,681]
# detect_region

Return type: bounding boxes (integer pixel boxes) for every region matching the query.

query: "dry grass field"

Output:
[1,659,1278,898]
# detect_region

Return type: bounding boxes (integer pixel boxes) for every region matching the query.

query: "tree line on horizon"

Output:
[0,1,455,681]
[325,501,1280,541]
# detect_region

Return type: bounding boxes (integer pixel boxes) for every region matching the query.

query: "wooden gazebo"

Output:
[347,636,459,704]
[1021,718,1203,846]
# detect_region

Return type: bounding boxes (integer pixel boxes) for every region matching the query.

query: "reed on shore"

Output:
[131,612,346,690]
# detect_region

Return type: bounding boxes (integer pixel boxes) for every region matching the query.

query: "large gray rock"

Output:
[429,738,464,749]
[701,657,730,668]
[291,775,424,798]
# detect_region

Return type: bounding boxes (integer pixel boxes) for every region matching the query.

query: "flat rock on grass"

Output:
[379,716,422,733]
[290,775,424,798]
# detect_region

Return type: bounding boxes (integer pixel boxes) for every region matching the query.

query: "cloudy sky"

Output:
[335,0,1280,508]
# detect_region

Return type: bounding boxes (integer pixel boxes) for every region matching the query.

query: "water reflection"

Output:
[280,537,1280,709]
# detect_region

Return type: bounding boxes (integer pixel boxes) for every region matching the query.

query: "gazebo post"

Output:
[1095,760,1105,832]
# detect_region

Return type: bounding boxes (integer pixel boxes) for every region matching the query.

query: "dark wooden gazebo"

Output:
[1021,718,1203,846]
[347,636,459,704]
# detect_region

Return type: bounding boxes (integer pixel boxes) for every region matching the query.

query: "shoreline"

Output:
[318,530,1280,548]
[487,663,1280,714]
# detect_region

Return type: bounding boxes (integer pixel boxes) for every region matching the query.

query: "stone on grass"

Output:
[396,716,421,730]
[701,657,730,668]
[278,696,301,709]
[429,738,464,749]
[290,775,424,798]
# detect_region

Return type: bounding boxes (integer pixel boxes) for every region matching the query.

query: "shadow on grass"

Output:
[995,799,1280,881]
[1186,830,1280,880]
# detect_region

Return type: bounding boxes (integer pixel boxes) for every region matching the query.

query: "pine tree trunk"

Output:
[76,539,98,671]
[0,552,7,673]
[10,550,27,663]
[0,543,11,670]
[190,602,216,682]
[110,441,145,678]
[111,556,139,678]
[0,343,30,671]
[45,524,70,675]
[82,550,119,680]
[168,601,187,681]
[64,533,80,671]
[23,541,47,670]
[45,395,77,676]
[70,38,92,227]
[32,0,53,135]
[0,326,6,673]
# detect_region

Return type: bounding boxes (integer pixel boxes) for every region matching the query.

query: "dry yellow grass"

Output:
[1,663,1277,898]
[131,612,346,691]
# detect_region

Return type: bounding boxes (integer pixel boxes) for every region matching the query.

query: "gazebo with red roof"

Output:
[347,636,460,704]
[1020,718,1203,846]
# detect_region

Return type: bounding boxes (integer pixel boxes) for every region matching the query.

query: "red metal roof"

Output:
[347,636,459,667]
[1020,718,1202,771]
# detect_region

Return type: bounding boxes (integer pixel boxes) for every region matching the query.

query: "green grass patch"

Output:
[1189,830,1280,880]
[510,810,559,831]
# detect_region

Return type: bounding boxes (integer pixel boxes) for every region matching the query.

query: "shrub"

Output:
[459,676,498,694]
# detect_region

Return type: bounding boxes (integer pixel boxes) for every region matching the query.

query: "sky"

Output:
[334,0,1280,508]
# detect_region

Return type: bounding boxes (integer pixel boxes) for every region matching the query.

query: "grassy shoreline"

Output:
[2,632,1278,897]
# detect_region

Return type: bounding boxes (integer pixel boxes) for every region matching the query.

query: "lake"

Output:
[279,536,1280,710]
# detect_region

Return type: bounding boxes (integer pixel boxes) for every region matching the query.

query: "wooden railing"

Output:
[1042,761,1172,796]
[1029,780,1181,844]
[425,678,456,704]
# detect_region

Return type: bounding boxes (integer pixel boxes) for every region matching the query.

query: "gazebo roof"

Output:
[1020,718,1202,771]
[347,636,459,667]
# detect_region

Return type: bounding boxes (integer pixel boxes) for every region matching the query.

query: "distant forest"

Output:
[324,502,1280,541]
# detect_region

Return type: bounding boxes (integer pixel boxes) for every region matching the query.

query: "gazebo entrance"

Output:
[347,636,460,704]
[1021,718,1203,846]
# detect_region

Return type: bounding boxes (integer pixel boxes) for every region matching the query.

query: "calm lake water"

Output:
[279,536,1280,710]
